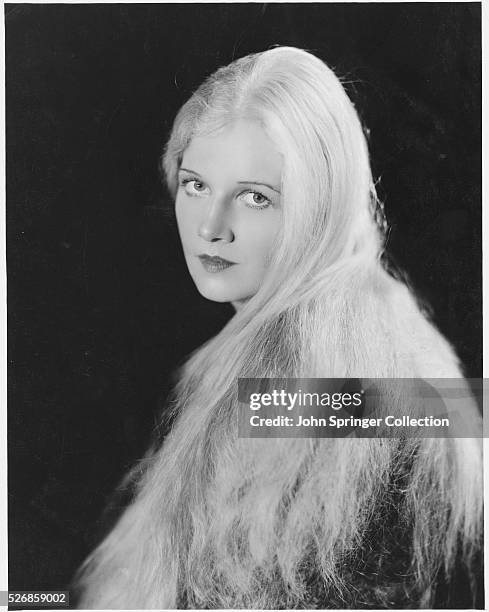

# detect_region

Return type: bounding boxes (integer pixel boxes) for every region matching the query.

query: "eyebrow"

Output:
[179,167,281,194]
[237,181,281,194]
[179,167,202,177]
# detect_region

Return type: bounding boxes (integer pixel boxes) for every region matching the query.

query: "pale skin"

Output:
[175,119,283,310]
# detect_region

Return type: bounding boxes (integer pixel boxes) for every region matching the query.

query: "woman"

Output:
[74,47,482,609]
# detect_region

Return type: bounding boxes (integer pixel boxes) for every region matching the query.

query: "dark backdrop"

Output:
[6,2,481,595]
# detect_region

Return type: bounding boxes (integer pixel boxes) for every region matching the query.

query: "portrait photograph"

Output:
[5,2,483,609]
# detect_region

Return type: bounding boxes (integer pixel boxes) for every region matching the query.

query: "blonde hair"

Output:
[74,47,482,609]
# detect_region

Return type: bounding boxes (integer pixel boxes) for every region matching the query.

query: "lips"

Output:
[198,254,237,273]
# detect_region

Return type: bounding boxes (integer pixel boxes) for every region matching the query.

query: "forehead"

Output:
[181,120,283,183]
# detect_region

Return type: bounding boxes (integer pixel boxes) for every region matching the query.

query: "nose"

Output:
[198,198,235,243]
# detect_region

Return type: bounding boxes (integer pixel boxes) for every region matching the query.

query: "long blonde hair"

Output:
[74,47,482,609]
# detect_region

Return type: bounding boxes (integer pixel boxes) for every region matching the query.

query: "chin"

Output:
[194,282,241,304]
[199,289,234,303]
[193,278,253,305]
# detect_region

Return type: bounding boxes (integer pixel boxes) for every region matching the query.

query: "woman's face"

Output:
[175,119,283,308]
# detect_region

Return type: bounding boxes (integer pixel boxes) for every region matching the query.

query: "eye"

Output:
[180,179,210,197]
[239,191,272,210]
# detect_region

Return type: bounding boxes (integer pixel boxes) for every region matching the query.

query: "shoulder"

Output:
[363,268,463,377]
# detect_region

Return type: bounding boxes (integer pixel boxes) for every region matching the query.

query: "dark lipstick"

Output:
[198,254,237,273]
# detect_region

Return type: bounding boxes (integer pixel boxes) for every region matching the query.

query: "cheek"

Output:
[175,199,197,245]
[240,214,280,267]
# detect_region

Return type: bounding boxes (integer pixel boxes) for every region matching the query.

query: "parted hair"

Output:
[74,47,482,609]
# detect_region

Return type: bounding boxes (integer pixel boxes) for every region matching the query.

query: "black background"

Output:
[6,2,481,595]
